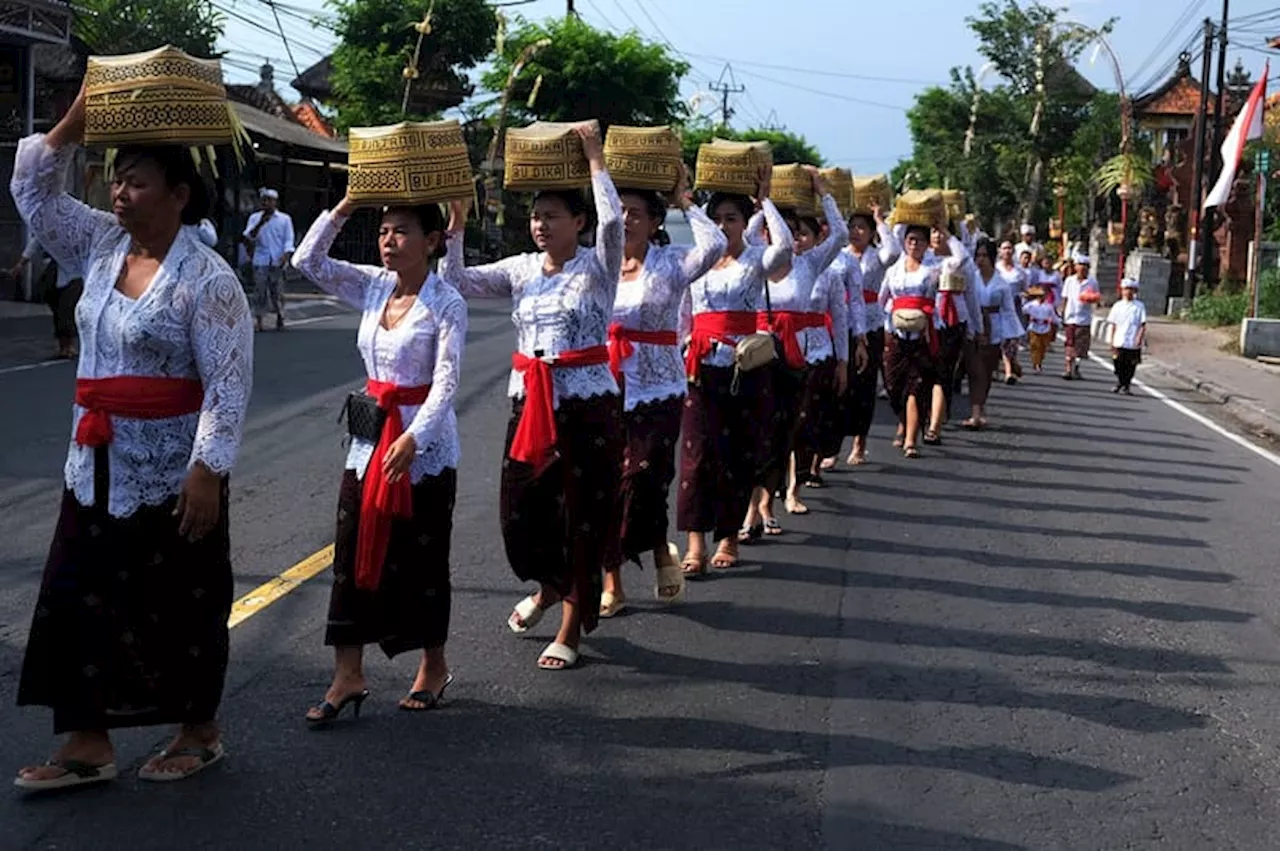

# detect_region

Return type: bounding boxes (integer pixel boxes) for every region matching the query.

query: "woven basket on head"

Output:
[694,139,771,194]
[772,164,816,214]
[84,46,247,157]
[941,189,967,222]
[852,174,892,215]
[348,121,474,206]
[819,167,853,218]
[504,121,597,192]
[891,189,945,228]
[604,125,682,193]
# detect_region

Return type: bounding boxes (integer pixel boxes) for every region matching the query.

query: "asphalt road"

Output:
[2,303,1280,850]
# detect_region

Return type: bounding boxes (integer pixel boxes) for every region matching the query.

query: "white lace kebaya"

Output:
[844,221,900,334]
[438,171,624,405]
[612,204,726,410]
[9,134,253,518]
[678,199,793,369]
[292,210,466,480]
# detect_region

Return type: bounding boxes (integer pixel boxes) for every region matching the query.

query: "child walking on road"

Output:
[1108,279,1147,395]
[1022,285,1058,373]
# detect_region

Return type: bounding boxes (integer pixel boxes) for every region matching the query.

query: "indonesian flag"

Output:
[1204,62,1269,211]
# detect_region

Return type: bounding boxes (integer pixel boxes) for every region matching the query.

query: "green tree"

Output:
[328,0,497,131]
[680,118,824,172]
[75,0,223,56]
[482,16,688,130]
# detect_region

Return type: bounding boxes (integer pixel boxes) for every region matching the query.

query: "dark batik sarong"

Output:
[327,468,456,657]
[19,454,233,734]
[883,333,937,421]
[608,395,684,569]
[846,328,885,442]
[795,357,837,477]
[760,359,806,496]
[677,363,773,543]
[935,323,967,420]
[500,394,623,636]
[1065,324,1092,363]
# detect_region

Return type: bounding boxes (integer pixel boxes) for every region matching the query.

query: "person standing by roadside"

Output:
[1060,253,1100,380]
[599,166,726,617]
[9,234,84,359]
[242,187,294,332]
[1107,278,1147,394]
[293,193,466,720]
[11,81,253,790]
[440,124,623,672]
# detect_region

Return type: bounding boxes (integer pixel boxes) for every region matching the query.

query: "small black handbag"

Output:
[341,392,387,443]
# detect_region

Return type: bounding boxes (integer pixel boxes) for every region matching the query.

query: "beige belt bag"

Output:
[891,309,929,334]
[938,272,967,293]
[734,332,777,373]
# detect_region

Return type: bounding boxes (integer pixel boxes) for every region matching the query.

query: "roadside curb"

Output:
[1140,356,1280,443]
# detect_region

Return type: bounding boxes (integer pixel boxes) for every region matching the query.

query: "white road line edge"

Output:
[1085,350,1280,470]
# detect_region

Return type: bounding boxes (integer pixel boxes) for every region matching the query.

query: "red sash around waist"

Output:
[862,289,880,304]
[511,345,610,472]
[759,310,828,369]
[685,311,757,380]
[890,295,939,357]
[356,379,431,591]
[607,323,679,380]
[939,291,961,327]
[74,376,204,448]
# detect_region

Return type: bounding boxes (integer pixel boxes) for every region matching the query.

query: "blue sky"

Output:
[218,0,1280,174]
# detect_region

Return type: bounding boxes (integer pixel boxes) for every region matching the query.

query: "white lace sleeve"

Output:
[292,210,382,309]
[678,205,728,284]
[678,287,693,342]
[438,230,519,298]
[745,209,767,247]
[759,199,794,275]
[592,170,624,295]
[9,135,115,278]
[828,275,849,362]
[189,268,254,475]
[845,263,867,338]
[406,291,467,454]
[877,221,901,267]
[808,193,849,275]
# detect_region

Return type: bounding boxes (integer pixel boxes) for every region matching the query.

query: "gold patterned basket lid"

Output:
[771,163,816,215]
[941,189,967,221]
[504,121,598,192]
[818,167,853,218]
[890,189,945,227]
[694,139,772,194]
[348,121,474,205]
[604,125,682,193]
[83,46,246,153]
[852,174,892,215]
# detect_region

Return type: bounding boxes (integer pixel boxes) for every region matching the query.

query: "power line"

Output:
[1127,0,1206,87]
[731,66,907,112]
[682,52,938,86]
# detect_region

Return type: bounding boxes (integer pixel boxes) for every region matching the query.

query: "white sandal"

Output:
[599,591,627,619]
[508,594,544,634]
[655,544,686,603]
[537,642,579,671]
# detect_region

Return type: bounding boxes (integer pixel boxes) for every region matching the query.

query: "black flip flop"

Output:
[13,758,117,791]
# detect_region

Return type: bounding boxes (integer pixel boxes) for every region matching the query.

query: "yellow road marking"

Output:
[227,545,333,629]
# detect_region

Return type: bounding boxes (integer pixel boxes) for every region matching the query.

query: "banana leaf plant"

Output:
[1094,151,1152,199]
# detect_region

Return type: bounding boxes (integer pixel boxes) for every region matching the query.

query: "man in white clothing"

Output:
[242,187,295,331]
[1059,253,1100,380]
[1014,223,1042,265]
[1107,278,1147,394]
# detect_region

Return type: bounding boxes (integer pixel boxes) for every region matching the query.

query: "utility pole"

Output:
[709,64,744,129]
[1188,19,1214,293]
[1201,0,1229,288]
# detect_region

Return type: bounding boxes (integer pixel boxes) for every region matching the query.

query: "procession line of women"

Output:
[10,86,1059,792]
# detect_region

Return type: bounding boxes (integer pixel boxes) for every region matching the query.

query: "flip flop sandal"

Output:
[961,418,981,430]
[681,553,708,578]
[737,523,763,543]
[138,742,225,783]
[803,474,826,488]
[711,543,738,568]
[400,672,454,711]
[892,436,905,448]
[13,759,118,792]
[923,430,942,445]
[903,446,920,459]
[766,516,787,533]
[599,591,627,619]
[508,594,545,634]
[537,642,580,671]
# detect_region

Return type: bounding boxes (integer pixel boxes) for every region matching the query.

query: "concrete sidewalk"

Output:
[1138,316,1280,442]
